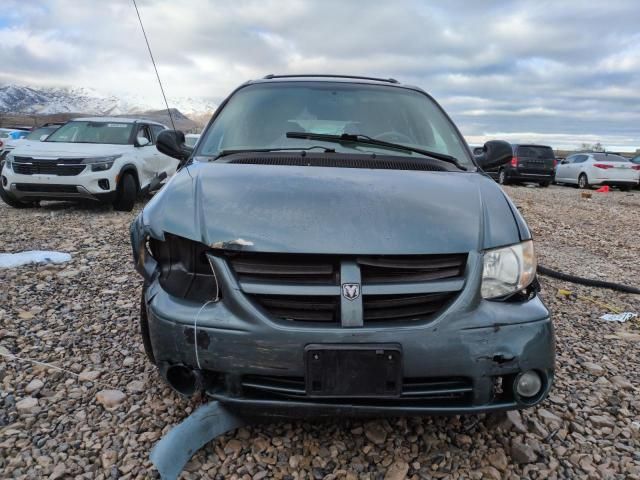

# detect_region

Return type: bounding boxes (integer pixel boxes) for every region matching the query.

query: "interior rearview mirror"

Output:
[156,130,193,163]
[474,140,513,170]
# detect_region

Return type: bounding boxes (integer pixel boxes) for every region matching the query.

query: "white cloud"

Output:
[0,0,639,149]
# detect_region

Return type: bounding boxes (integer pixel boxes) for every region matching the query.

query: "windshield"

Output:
[46,121,133,145]
[197,82,472,166]
[26,126,59,141]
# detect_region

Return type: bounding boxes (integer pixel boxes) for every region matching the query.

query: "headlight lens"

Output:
[83,154,121,172]
[481,240,536,299]
[4,154,14,170]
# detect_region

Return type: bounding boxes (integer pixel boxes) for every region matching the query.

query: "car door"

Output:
[150,125,179,177]
[572,155,590,183]
[555,155,574,182]
[133,124,160,188]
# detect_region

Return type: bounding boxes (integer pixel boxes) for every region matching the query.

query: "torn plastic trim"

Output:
[150,400,245,480]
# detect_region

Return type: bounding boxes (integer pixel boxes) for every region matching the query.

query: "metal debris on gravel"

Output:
[0,187,639,479]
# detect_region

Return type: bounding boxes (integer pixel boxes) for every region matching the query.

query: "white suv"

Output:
[0,117,179,211]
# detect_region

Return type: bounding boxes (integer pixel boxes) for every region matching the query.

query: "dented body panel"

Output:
[141,162,528,255]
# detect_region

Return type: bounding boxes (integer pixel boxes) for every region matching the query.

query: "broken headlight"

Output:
[481,240,536,299]
[148,233,220,302]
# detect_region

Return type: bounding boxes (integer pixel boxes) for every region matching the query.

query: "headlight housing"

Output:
[481,240,536,299]
[83,154,121,172]
[148,233,220,303]
[4,154,14,170]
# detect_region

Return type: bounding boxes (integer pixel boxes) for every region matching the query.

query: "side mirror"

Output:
[135,136,151,147]
[156,130,193,163]
[475,140,513,170]
[560,159,568,164]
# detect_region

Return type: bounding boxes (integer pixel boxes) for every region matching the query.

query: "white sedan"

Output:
[555,152,640,190]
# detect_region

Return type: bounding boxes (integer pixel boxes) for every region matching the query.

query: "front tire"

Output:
[112,173,136,212]
[578,173,590,189]
[539,181,550,188]
[0,187,35,208]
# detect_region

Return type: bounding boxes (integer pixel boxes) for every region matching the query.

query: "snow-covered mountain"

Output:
[0,84,217,117]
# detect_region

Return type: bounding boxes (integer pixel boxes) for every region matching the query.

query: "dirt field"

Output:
[1,185,639,479]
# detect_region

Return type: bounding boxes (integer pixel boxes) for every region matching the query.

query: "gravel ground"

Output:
[0,185,639,479]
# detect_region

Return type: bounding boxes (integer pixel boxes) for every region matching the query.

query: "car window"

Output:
[574,155,588,163]
[631,156,640,164]
[46,121,134,145]
[136,125,153,145]
[150,125,165,142]
[198,82,473,166]
[592,153,628,162]
[517,146,554,158]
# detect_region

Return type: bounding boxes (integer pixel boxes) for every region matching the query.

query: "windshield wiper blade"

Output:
[286,131,467,170]
[213,145,336,160]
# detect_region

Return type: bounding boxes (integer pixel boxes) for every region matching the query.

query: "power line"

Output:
[131,0,176,131]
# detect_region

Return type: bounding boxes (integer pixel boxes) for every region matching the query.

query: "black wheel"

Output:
[112,173,136,211]
[539,181,550,188]
[578,173,590,189]
[498,169,509,185]
[619,185,630,192]
[140,286,156,365]
[0,187,35,208]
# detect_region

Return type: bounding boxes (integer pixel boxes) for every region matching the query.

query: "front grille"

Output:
[13,157,85,176]
[255,295,338,323]
[363,292,457,322]
[15,183,79,193]
[240,374,473,404]
[228,253,338,285]
[226,252,467,325]
[359,254,466,283]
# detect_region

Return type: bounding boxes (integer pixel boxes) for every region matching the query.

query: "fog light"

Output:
[515,370,542,398]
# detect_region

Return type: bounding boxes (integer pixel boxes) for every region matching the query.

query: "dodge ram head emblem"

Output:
[342,283,360,301]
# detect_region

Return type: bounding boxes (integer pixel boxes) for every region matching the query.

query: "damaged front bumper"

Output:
[132,216,555,417]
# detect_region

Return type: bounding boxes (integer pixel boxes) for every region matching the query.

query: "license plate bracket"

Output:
[305,344,402,397]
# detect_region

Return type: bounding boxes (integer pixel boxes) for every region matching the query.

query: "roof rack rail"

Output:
[263,74,399,84]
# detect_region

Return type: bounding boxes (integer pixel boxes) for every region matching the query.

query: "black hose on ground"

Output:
[537,265,640,294]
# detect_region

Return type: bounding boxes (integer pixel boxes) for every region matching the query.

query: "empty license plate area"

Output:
[305,344,402,397]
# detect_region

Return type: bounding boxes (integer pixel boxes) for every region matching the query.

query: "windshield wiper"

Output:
[286,132,467,170]
[213,145,336,160]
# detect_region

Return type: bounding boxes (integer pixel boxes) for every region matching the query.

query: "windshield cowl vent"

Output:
[224,152,451,172]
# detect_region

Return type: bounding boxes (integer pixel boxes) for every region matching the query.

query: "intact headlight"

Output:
[481,240,536,299]
[83,154,121,172]
[4,153,14,170]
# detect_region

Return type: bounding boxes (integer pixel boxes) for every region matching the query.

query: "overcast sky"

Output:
[1,0,639,150]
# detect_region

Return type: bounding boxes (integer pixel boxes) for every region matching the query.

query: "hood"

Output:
[9,141,129,158]
[143,162,525,255]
